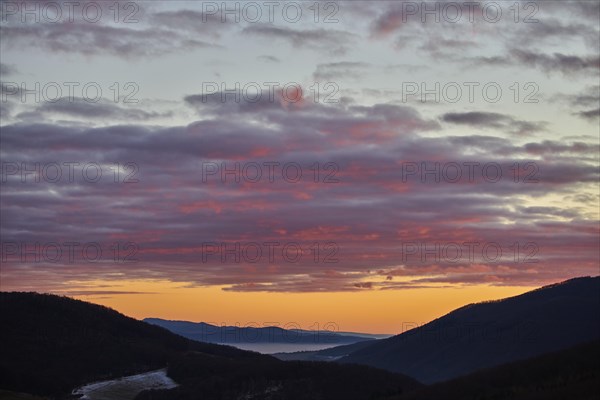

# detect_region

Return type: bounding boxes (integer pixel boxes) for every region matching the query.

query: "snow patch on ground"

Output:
[72,369,177,400]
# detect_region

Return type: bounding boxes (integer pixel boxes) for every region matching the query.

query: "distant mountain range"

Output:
[144,317,375,345]
[339,276,600,383]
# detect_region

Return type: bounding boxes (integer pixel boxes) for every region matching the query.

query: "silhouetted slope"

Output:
[0,292,421,400]
[144,318,370,345]
[0,292,262,396]
[135,352,422,400]
[341,277,600,383]
[393,340,600,400]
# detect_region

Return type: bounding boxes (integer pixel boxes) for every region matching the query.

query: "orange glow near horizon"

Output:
[64,280,538,334]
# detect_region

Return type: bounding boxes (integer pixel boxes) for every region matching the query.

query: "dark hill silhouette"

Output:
[135,352,422,400]
[393,340,600,400]
[0,292,265,397]
[340,276,600,383]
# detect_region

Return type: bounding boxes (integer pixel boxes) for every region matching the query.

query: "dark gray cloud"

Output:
[0,63,16,76]
[56,290,158,296]
[441,112,545,136]
[313,62,370,81]
[16,97,173,121]
[468,49,600,75]
[541,1,600,23]
[574,108,600,121]
[0,21,219,58]
[511,49,600,75]
[257,55,281,63]
[566,86,600,108]
[554,86,599,121]
[515,19,599,50]
[468,56,512,67]
[242,24,357,55]
[522,140,600,156]
[151,9,235,36]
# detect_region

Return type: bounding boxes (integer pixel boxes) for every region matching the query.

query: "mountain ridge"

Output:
[339,276,600,383]
[144,317,373,345]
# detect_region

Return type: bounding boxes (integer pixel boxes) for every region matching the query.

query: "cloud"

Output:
[150,9,236,37]
[242,24,357,55]
[522,140,600,156]
[1,1,599,293]
[257,55,281,63]
[313,62,370,81]
[370,3,425,37]
[15,97,173,122]
[468,56,512,67]
[441,112,545,136]
[55,290,158,296]
[0,21,219,58]
[573,108,600,121]
[1,94,598,292]
[468,49,600,75]
[370,2,599,74]
[184,87,310,117]
[563,86,600,108]
[511,49,600,75]
[0,63,16,76]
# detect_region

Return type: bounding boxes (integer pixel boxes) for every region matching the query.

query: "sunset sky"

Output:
[1,1,598,333]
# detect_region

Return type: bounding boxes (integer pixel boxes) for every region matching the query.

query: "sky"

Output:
[0,0,599,333]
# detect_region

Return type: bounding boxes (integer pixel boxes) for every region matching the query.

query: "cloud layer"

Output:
[1,0,598,294]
